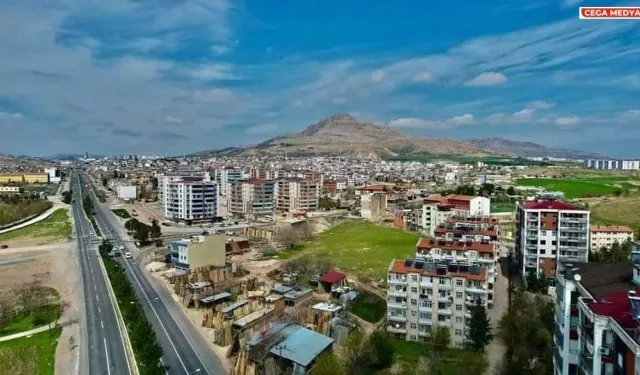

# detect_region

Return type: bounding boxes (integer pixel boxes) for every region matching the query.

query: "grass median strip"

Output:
[81,196,101,237]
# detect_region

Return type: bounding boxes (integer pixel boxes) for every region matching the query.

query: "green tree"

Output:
[428,325,451,375]
[469,302,493,352]
[150,219,162,246]
[343,330,375,375]
[311,353,345,375]
[506,186,516,195]
[370,331,394,369]
[98,239,113,257]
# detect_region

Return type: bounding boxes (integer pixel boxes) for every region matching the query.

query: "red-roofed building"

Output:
[318,271,346,293]
[355,184,389,194]
[408,195,490,236]
[516,199,590,279]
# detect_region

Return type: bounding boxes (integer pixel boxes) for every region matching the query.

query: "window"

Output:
[411,275,418,282]
[438,302,447,309]
[410,323,417,329]
[421,301,432,308]
[396,285,403,291]
[427,289,433,295]
[455,305,463,311]
[456,292,463,299]
[456,279,464,287]
[411,311,417,317]
[411,299,417,306]
[411,287,418,293]
[419,312,431,319]
[455,317,463,323]
[410,335,417,341]
[455,329,462,336]
[439,278,447,284]
[540,240,546,245]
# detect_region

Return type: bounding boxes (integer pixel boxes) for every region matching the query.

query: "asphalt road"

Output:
[73,175,132,375]
[83,175,226,375]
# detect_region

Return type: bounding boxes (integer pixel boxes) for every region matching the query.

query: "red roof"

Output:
[587,289,639,331]
[520,200,579,211]
[319,271,345,284]
[446,195,473,202]
[247,178,265,184]
[356,184,386,192]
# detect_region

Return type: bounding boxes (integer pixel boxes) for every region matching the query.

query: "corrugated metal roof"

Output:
[200,292,231,304]
[272,285,293,294]
[269,325,334,366]
[220,300,248,314]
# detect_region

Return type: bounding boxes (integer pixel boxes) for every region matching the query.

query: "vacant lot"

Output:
[0,327,61,375]
[111,209,131,219]
[591,196,640,229]
[281,221,419,279]
[0,209,71,244]
[515,178,618,199]
[390,339,487,375]
[0,201,53,227]
[351,290,386,323]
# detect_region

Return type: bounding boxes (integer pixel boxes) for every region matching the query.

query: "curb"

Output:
[96,244,140,375]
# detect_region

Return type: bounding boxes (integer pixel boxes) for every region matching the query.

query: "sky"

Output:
[1,0,640,157]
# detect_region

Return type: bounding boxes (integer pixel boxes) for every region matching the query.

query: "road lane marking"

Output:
[96,295,99,302]
[101,321,104,329]
[94,284,97,291]
[103,338,112,375]
[98,307,101,314]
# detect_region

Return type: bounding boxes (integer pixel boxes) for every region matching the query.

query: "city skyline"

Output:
[1,1,639,157]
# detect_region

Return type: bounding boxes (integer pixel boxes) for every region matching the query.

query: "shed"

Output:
[317,271,346,294]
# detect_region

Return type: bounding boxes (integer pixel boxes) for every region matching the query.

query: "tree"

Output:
[61,190,73,204]
[343,330,376,375]
[311,353,345,375]
[99,239,113,257]
[468,302,493,352]
[428,325,451,375]
[150,219,162,246]
[370,331,394,369]
[506,186,516,196]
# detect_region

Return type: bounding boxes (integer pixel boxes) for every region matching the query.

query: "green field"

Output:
[111,209,131,219]
[351,290,386,323]
[515,178,620,199]
[0,304,60,337]
[390,340,487,375]
[490,201,516,213]
[0,327,61,375]
[280,221,419,279]
[0,209,71,243]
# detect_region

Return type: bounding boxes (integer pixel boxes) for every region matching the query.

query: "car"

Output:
[113,252,121,257]
[89,231,94,236]
[124,252,132,259]
[119,245,125,251]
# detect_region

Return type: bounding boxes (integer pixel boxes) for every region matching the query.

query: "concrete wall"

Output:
[189,234,226,268]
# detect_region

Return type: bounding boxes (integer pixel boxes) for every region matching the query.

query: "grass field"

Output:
[0,209,71,243]
[515,178,619,199]
[390,340,487,375]
[0,201,53,227]
[351,290,386,323]
[0,327,61,375]
[591,196,640,229]
[281,221,419,279]
[490,201,516,213]
[0,304,60,337]
[111,209,131,219]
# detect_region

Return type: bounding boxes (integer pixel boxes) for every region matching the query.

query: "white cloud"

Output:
[388,114,474,129]
[244,124,279,134]
[413,72,435,83]
[527,100,555,109]
[164,115,185,124]
[464,72,507,87]
[512,108,535,122]
[0,111,23,119]
[211,45,231,55]
[624,109,640,116]
[193,89,234,102]
[371,70,385,82]
[187,63,236,80]
[555,116,580,126]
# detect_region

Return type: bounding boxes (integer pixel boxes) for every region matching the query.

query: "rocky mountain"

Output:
[467,137,604,159]
[230,114,485,158]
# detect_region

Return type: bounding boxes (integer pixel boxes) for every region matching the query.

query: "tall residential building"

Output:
[386,255,490,348]
[163,177,219,223]
[360,192,387,220]
[516,199,590,279]
[590,225,634,252]
[214,167,244,196]
[585,159,640,170]
[229,179,275,217]
[249,168,279,180]
[275,178,320,213]
[158,172,209,203]
[553,248,640,375]
[408,194,491,236]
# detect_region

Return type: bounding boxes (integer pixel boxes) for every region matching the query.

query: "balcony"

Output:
[439,308,452,315]
[388,289,407,298]
[418,331,429,338]
[437,284,452,290]
[418,305,433,312]
[388,302,407,310]
[579,352,593,375]
[388,314,407,323]
[387,326,407,334]
[389,278,407,285]
[465,310,472,319]
[467,286,488,295]
[418,318,433,326]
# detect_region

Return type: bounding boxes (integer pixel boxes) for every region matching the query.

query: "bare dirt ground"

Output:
[0,239,81,375]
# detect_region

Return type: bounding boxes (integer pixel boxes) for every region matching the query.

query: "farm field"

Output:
[515,178,621,199]
[591,196,640,229]
[0,209,71,243]
[0,327,61,375]
[281,221,419,279]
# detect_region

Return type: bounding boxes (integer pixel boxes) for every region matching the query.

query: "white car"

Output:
[119,245,125,251]
[124,252,132,259]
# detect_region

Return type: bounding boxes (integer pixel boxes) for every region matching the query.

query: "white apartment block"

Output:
[553,253,640,375]
[516,199,590,279]
[590,225,633,252]
[163,178,219,223]
[229,179,275,217]
[387,255,490,348]
[408,195,491,237]
[585,159,640,171]
[275,178,319,213]
[214,168,244,196]
[158,172,209,203]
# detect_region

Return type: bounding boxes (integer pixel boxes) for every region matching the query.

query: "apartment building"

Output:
[158,172,209,203]
[553,250,640,375]
[163,177,219,223]
[275,178,320,213]
[516,199,590,279]
[590,225,634,252]
[229,179,275,218]
[248,168,278,181]
[214,168,244,196]
[360,192,387,220]
[387,256,490,348]
[169,235,225,270]
[408,195,490,236]
[585,159,640,171]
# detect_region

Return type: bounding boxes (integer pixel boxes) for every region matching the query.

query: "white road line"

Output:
[98,307,101,314]
[94,284,97,291]
[96,295,99,302]
[103,338,112,375]
[101,321,104,329]
[92,275,95,282]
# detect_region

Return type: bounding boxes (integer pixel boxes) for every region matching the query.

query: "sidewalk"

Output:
[0,325,52,342]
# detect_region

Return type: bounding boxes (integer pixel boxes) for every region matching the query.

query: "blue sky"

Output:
[1,0,640,157]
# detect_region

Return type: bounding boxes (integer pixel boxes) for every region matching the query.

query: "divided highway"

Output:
[72,175,133,375]
[80,172,226,375]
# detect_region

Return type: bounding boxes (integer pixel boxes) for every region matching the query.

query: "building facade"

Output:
[163,178,219,223]
[553,250,640,375]
[360,192,387,220]
[169,235,226,270]
[275,179,320,213]
[215,168,244,197]
[229,179,275,217]
[585,159,640,171]
[590,225,634,252]
[516,200,590,279]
